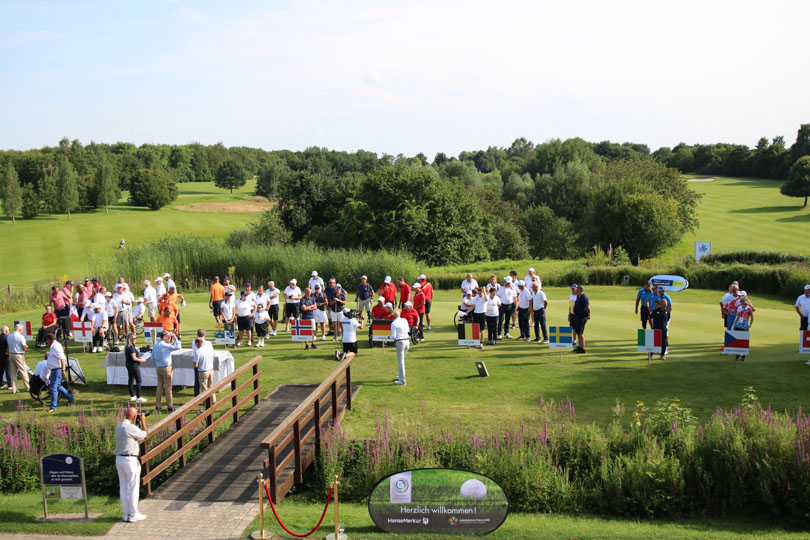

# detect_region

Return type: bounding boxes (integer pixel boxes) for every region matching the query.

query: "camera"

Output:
[344,309,362,320]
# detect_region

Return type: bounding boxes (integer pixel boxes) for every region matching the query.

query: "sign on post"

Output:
[723,330,750,356]
[637,329,662,353]
[40,454,89,518]
[143,322,163,344]
[368,469,508,536]
[14,320,33,341]
[457,324,481,347]
[214,323,235,346]
[548,326,573,350]
[800,331,810,354]
[371,320,393,343]
[291,320,314,342]
[72,321,93,343]
[695,241,711,261]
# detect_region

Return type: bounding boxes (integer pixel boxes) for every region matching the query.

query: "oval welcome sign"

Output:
[650,274,689,292]
[368,469,508,536]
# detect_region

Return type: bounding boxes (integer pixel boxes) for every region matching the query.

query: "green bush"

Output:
[702,251,808,265]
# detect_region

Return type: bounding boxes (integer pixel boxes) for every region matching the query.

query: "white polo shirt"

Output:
[472,295,487,314]
[517,289,532,309]
[47,341,66,370]
[144,285,157,305]
[484,296,501,317]
[389,317,410,341]
[284,286,302,304]
[796,294,810,317]
[308,276,324,293]
[531,290,548,311]
[460,279,478,295]
[497,285,517,305]
[524,274,542,289]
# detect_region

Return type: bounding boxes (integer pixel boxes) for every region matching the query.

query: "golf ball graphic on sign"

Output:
[459,478,487,499]
[389,471,412,503]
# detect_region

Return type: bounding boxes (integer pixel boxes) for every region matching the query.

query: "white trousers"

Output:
[395,340,409,383]
[116,456,141,519]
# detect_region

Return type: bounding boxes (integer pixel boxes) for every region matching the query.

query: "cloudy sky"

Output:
[2,0,808,157]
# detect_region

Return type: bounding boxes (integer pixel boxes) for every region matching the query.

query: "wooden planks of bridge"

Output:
[150,382,359,503]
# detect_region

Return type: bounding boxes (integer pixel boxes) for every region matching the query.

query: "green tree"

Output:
[129,168,178,210]
[490,219,529,260]
[214,159,247,193]
[789,123,810,164]
[781,156,810,207]
[39,164,59,216]
[1,161,23,222]
[56,157,80,219]
[227,207,292,247]
[255,156,291,198]
[502,172,535,208]
[21,183,39,219]
[520,205,579,259]
[94,154,120,213]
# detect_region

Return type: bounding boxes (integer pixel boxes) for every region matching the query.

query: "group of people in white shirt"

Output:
[459,268,549,347]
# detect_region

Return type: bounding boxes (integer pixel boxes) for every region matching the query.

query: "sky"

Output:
[1,0,809,157]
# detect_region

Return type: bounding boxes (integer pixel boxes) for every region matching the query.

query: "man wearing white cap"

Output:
[155,277,166,298]
[496,276,517,339]
[143,280,157,322]
[417,275,433,330]
[164,273,176,292]
[355,275,374,320]
[308,271,324,295]
[91,303,108,352]
[796,285,810,333]
[132,298,145,326]
[371,296,387,319]
[524,268,541,290]
[283,279,302,332]
[516,281,532,340]
[378,276,397,305]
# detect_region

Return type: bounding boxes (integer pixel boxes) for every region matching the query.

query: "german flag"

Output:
[371,320,391,342]
[458,323,480,345]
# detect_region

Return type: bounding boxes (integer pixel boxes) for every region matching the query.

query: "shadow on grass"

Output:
[777,212,810,223]
[728,205,798,214]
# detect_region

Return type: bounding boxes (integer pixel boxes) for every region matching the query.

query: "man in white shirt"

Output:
[339,308,364,357]
[496,276,517,339]
[93,287,107,311]
[524,267,542,290]
[45,332,75,412]
[516,281,533,340]
[530,282,549,343]
[115,408,147,523]
[143,280,158,321]
[283,279,302,331]
[132,298,145,323]
[720,282,739,330]
[155,277,166,298]
[266,281,280,336]
[460,273,478,298]
[243,283,257,304]
[389,311,410,386]
[104,292,118,341]
[33,359,50,385]
[164,273,176,292]
[308,271,324,294]
[796,284,810,332]
[91,304,108,353]
[193,337,216,403]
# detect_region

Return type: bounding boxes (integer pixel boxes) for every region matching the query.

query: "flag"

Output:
[723,330,749,355]
[291,320,314,342]
[144,322,163,344]
[637,329,662,353]
[800,331,810,354]
[72,321,93,343]
[214,322,235,345]
[371,319,392,342]
[14,321,33,340]
[549,326,573,350]
[458,323,481,346]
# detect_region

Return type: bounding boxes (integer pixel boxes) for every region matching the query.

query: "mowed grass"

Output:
[0,180,260,287]
[0,492,122,535]
[661,175,810,262]
[2,288,804,434]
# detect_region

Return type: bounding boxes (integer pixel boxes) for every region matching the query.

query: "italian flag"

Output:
[637,329,662,353]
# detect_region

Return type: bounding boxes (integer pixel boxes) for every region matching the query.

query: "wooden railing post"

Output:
[314,399,321,461]
[231,380,238,423]
[346,366,352,411]
[293,420,302,483]
[206,397,214,444]
[140,440,151,495]
[331,381,338,423]
[267,446,277,504]
[175,417,185,467]
[253,364,259,405]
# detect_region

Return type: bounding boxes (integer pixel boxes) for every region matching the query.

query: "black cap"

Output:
[240,290,247,296]
[91,277,98,281]
[570,283,578,288]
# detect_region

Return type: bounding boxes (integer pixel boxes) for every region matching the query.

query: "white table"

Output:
[102,349,235,387]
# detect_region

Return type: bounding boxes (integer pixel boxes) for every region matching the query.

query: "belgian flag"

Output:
[458,323,480,343]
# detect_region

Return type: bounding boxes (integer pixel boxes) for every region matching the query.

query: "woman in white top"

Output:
[484,287,502,346]
[253,303,270,347]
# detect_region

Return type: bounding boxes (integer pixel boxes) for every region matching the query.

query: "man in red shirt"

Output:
[412,283,426,337]
[397,278,411,309]
[401,301,419,328]
[38,306,59,346]
[417,275,434,330]
[371,297,387,319]
[61,281,74,314]
[378,276,397,305]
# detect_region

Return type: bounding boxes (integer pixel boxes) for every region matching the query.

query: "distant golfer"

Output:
[635,281,655,329]
[572,285,590,354]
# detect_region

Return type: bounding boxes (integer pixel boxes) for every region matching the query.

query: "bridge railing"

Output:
[260,352,355,503]
[139,355,263,495]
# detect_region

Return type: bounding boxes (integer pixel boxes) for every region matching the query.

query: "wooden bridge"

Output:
[137,354,358,503]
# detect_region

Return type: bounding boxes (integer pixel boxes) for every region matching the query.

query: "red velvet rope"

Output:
[263,482,333,537]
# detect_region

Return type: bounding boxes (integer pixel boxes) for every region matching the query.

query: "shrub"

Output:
[701,251,808,265]
[129,168,178,210]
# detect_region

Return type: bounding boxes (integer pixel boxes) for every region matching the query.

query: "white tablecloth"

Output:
[102,349,235,387]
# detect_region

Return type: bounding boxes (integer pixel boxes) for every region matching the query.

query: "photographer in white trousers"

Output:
[115,407,148,522]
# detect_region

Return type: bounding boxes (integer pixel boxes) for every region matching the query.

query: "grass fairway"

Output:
[2,287,804,433]
[0,180,261,287]
[661,175,810,261]
[0,492,121,535]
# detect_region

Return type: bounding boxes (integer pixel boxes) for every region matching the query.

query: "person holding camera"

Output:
[338,308,363,359]
[153,330,181,413]
[115,407,148,522]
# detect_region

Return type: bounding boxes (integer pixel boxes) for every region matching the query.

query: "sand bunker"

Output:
[688,177,715,182]
[174,197,274,213]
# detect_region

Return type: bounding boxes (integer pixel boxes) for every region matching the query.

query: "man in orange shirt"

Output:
[159,286,185,338]
[417,275,434,330]
[209,276,225,324]
[157,307,178,334]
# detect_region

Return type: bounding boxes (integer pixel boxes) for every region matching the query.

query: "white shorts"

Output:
[314,310,328,324]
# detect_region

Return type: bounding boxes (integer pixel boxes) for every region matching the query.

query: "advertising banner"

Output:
[368,469,508,536]
[695,241,711,261]
[650,275,689,292]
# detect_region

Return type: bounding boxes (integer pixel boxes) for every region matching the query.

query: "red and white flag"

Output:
[14,321,33,340]
[800,331,810,355]
[72,321,93,343]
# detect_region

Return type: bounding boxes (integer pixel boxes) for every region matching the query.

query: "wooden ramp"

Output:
[150,382,359,503]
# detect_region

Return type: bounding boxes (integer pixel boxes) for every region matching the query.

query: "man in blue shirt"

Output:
[299,287,318,351]
[152,330,181,413]
[635,281,656,329]
[572,285,590,354]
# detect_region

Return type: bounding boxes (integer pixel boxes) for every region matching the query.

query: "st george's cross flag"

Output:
[549,326,573,350]
[458,323,481,347]
[14,321,33,341]
[371,320,393,343]
[143,322,164,344]
[800,331,810,354]
[291,320,315,342]
[637,329,662,353]
[72,321,93,343]
[723,330,750,355]
[214,322,235,345]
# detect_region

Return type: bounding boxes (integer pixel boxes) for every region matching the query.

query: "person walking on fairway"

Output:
[635,281,655,329]
[572,285,590,353]
[649,299,669,361]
